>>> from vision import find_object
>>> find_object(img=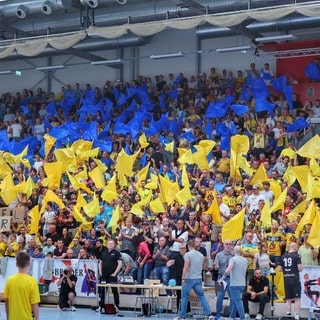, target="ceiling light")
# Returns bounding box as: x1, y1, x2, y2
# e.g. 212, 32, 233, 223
255, 34, 296, 43
91, 59, 123, 65
36, 65, 65, 71
150, 52, 183, 59
216, 45, 251, 53
0, 70, 12, 75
